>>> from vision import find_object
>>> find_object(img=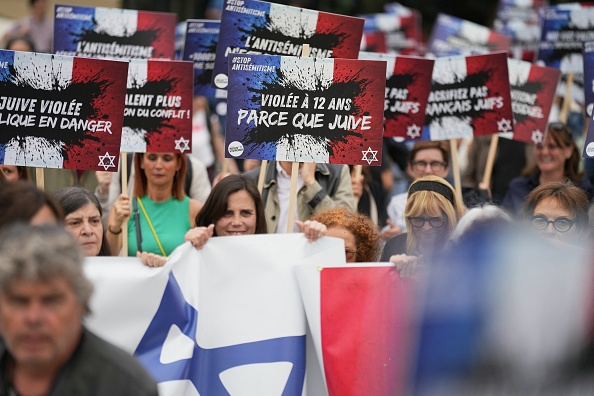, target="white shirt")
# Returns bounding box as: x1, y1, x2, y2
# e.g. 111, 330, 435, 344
386, 192, 408, 231
275, 162, 303, 234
